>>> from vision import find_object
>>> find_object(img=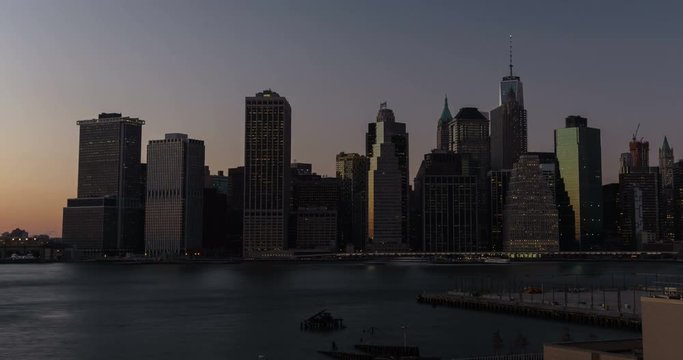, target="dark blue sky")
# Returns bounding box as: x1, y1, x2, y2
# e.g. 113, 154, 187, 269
1, 0, 682, 235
